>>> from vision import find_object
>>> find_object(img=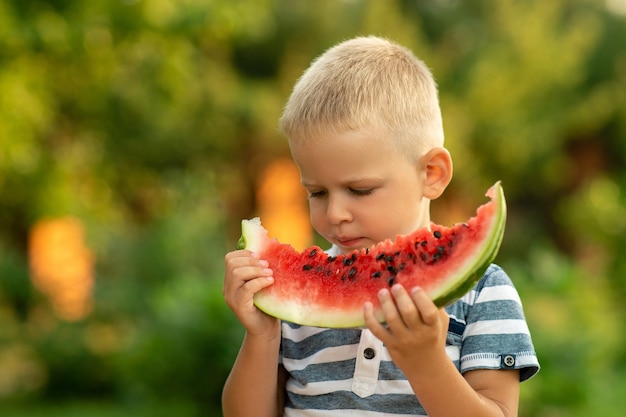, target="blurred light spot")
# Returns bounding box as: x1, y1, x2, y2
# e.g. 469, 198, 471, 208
0, 344, 47, 398
588, 176, 619, 210
84, 323, 131, 355
587, 176, 625, 235
29, 217, 94, 321
84, 26, 113, 52
256, 159, 311, 251
607, 0, 626, 15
